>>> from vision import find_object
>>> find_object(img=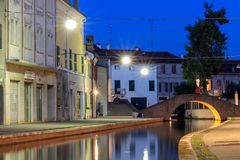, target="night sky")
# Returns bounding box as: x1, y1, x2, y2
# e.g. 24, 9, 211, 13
74, 0, 240, 58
